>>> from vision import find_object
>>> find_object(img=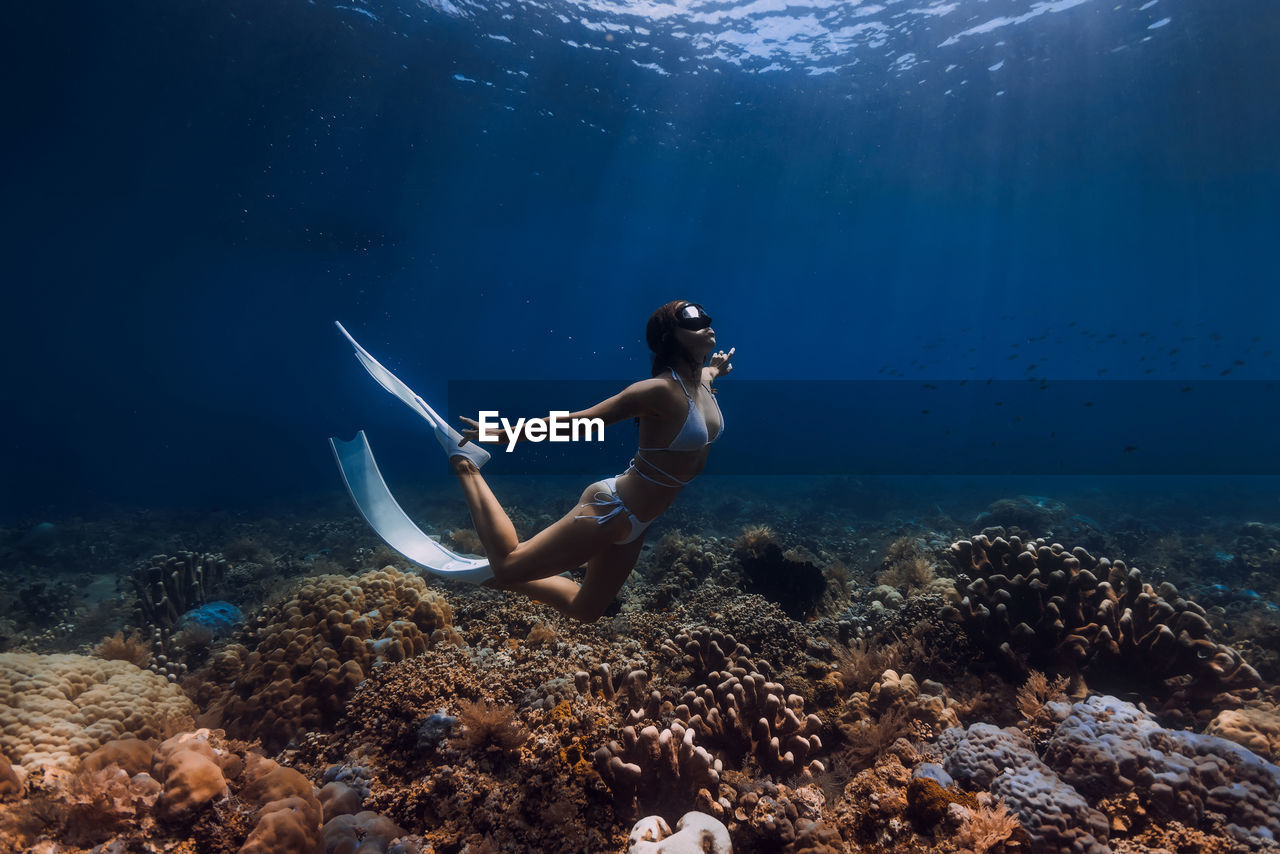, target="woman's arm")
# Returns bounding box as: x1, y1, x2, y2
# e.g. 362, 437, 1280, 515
461, 378, 668, 445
